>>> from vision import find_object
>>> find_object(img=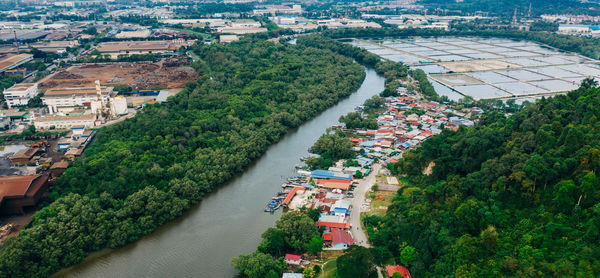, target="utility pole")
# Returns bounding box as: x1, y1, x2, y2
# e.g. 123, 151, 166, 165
528, 2, 532, 18
511, 8, 517, 27
13, 31, 18, 52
